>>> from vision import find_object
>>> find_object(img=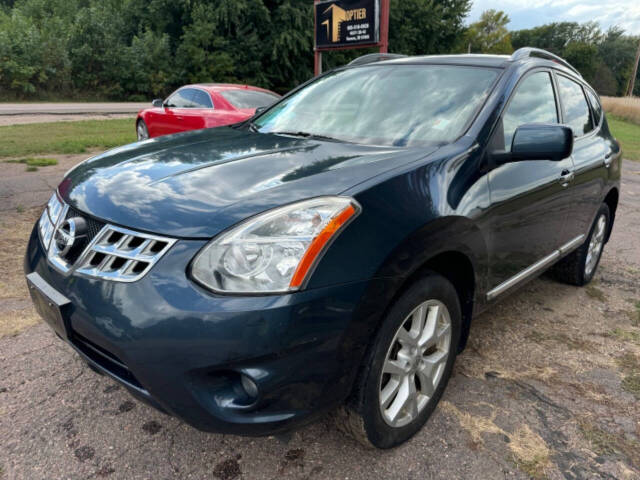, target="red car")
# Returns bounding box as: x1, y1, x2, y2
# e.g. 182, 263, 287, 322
136, 83, 280, 140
